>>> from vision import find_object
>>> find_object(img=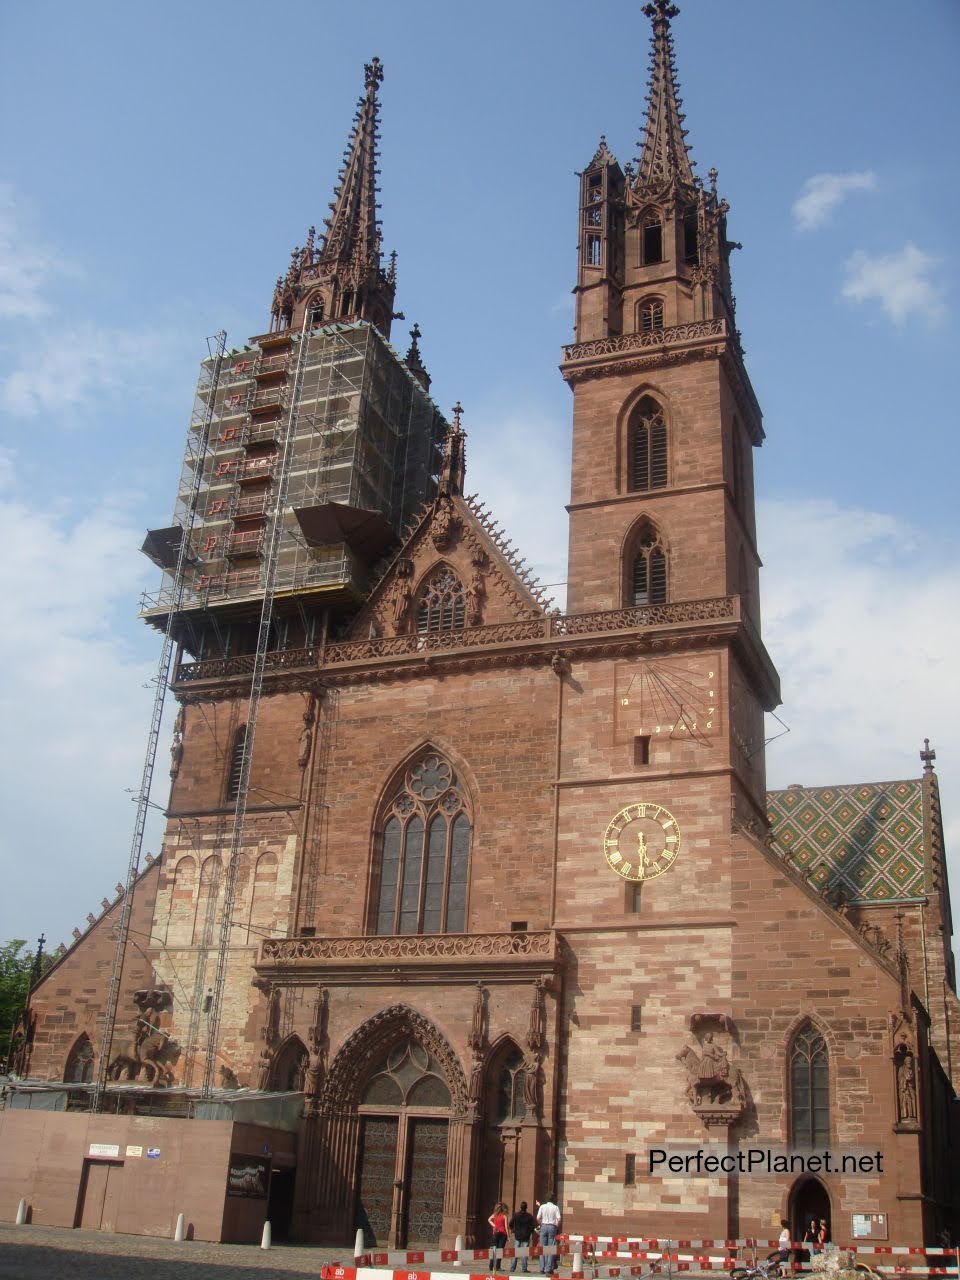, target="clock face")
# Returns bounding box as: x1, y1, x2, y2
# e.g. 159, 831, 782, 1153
603, 803, 681, 881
